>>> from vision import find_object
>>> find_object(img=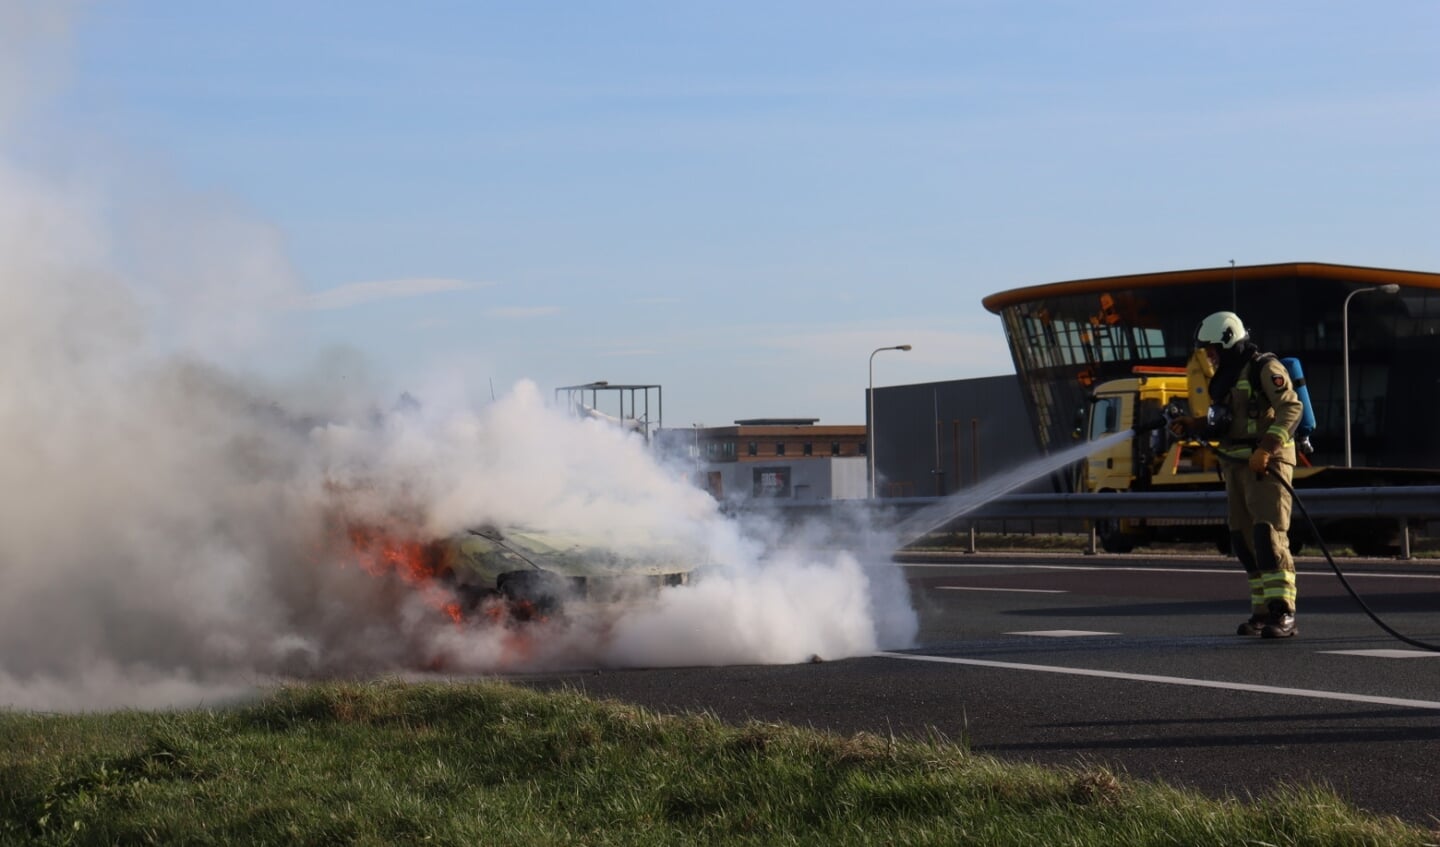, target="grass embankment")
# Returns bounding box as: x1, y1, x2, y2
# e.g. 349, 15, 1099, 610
2, 681, 1432, 846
